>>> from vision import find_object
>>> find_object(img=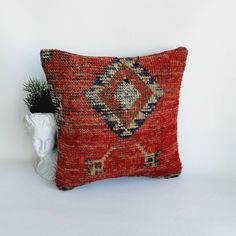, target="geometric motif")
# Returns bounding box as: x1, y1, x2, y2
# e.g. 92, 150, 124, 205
40, 49, 53, 62
85, 147, 116, 176
136, 144, 161, 168
114, 80, 140, 111
84, 58, 164, 138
